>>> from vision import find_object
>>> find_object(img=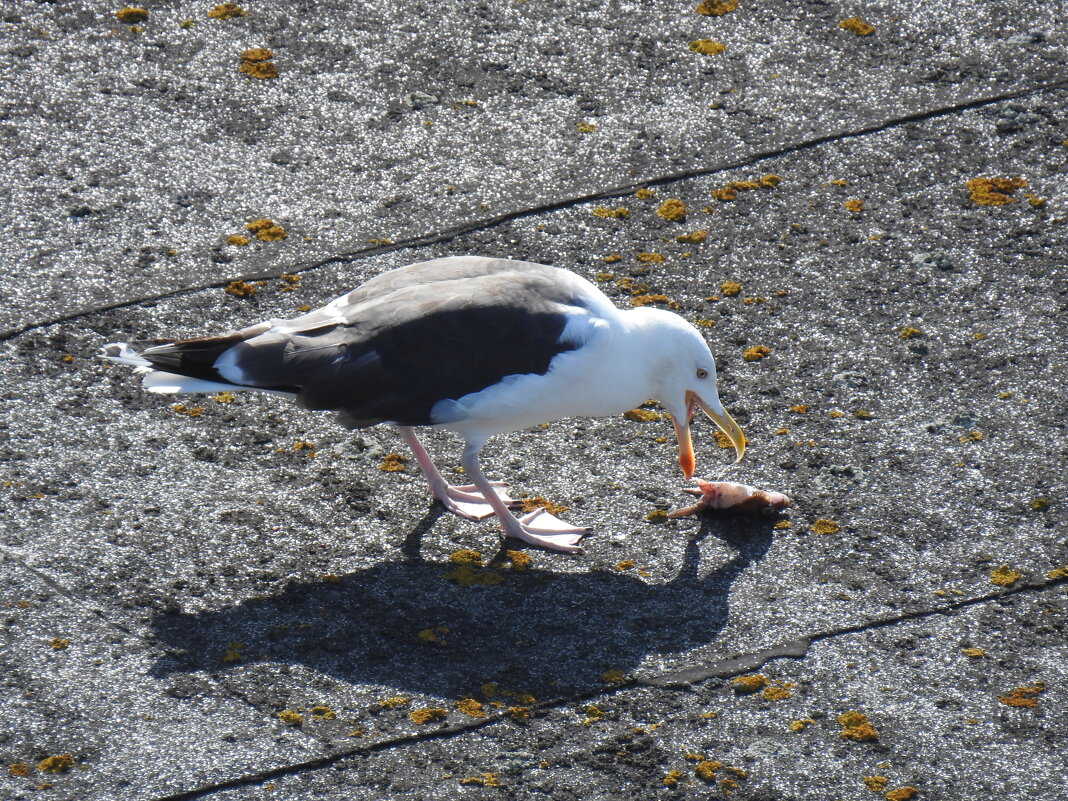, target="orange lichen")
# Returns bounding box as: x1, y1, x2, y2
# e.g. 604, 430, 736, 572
899, 326, 921, 339
645, 509, 669, 523
245, 218, 287, 240
695, 318, 715, 327
224, 280, 257, 297
504, 550, 531, 570
239, 47, 273, 62
730, 674, 768, 693
759, 174, 782, 187
623, 408, 661, 422
694, 760, 723, 780
663, 769, 684, 787
378, 696, 410, 709
239, 57, 278, 79
49, 638, 70, 650
839, 17, 875, 35
657, 199, 687, 220
631, 294, 678, 308
695, 0, 737, 16
507, 705, 531, 721
676, 229, 708, 244
774, 520, 792, 529
999, 682, 1045, 707
811, 518, 841, 534
990, 565, 1022, 586
310, 705, 335, 720
713, 430, 738, 449
837, 711, 879, 741
277, 710, 302, 726
884, 789, 917, 801
614, 560, 635, 571
37, 755, 74, 774
378, 453, 408, 472
1047, 566, 1068, 580
710, 186, 738, 201
518, 496, 568, 516
789, 404, 809, 414
171, 403, 202, 417
863, 776, 889, 791
634, 188, 655, 199
591, 206, 629, 219
742, 345, 771, 361
961, 647, 985, 658
719, 280, 742, 296
207, 3, 246, 19
576, 122, 596, 133
8, 763, 30, 777
966, 177, 1027, 205
213, 391, 235, 403
225, 234, 249, 246
409, 707, 448, 724
455, 698, 486, 718
601, 669, 625, 684
1030, 497, 1050, 511
636, 252, 665, 263
460, 773, 501, 787
689, 39, 726, 55
844, 199, 864, 212
114, 7, 148, 23
762, 683, 794, 701
788, 718, 814, 732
